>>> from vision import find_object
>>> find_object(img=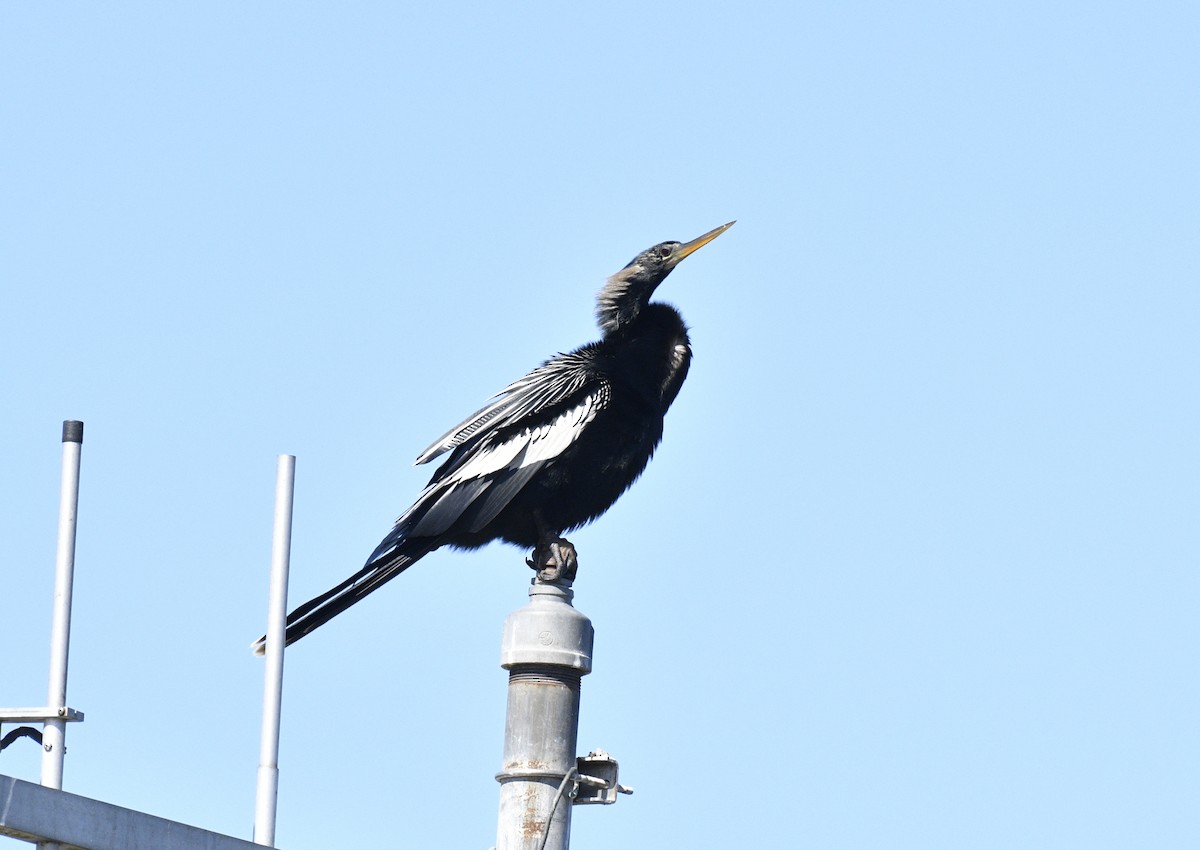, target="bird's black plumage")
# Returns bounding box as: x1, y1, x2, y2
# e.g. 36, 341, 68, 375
257, 221, 733, 651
